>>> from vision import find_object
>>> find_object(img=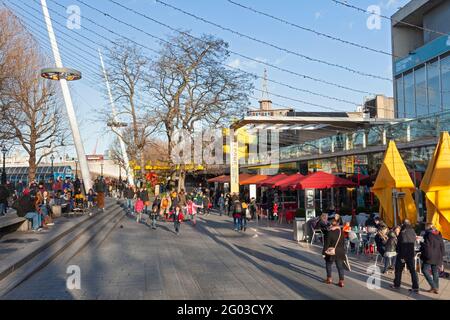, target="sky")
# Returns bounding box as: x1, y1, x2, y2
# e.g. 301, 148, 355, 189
4, 0, 411, 159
